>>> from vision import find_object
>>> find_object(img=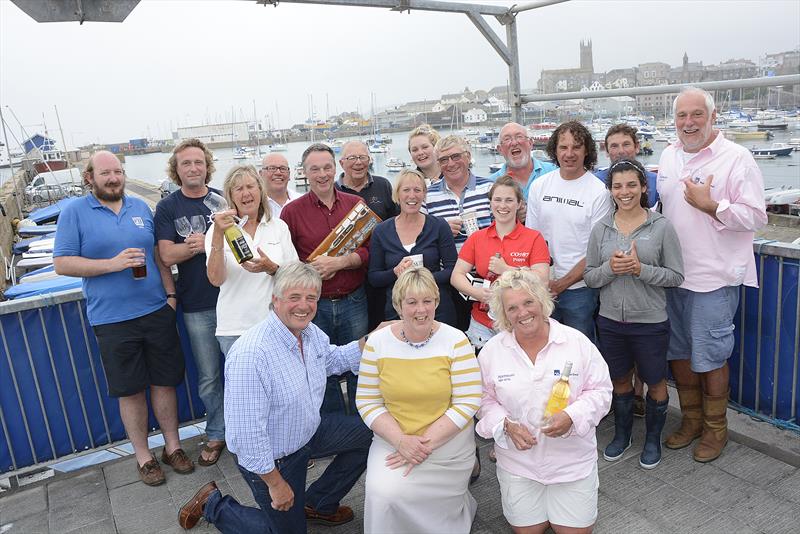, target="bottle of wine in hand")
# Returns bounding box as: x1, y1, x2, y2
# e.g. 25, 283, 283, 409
224, 224, 254, 264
